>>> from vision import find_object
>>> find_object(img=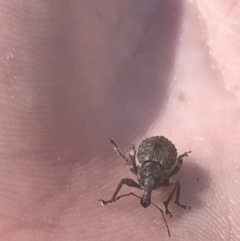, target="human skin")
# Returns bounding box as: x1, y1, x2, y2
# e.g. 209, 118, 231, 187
0, 1, 240, 241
